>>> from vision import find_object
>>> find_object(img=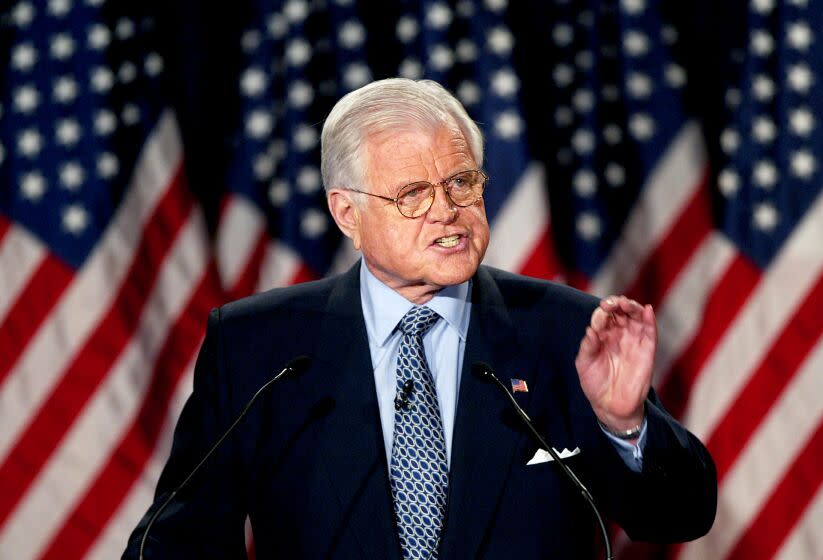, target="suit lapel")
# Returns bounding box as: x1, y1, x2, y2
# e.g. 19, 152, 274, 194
305, 263, 402, 560
439, 267, 537, 559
